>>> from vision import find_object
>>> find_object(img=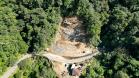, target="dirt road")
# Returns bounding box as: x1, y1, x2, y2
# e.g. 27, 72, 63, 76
41, 52, 99, 63
1, 52, 99, 78
1, 54, 32, 78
